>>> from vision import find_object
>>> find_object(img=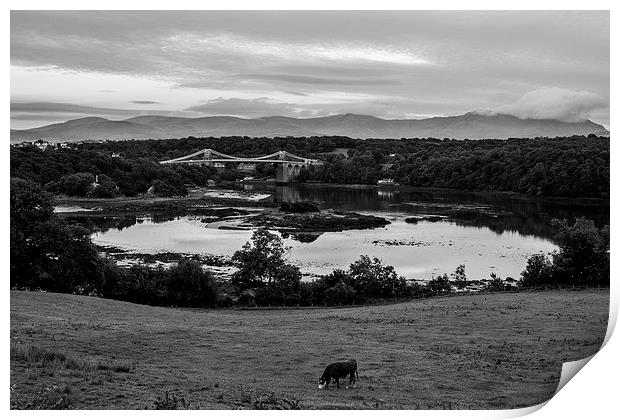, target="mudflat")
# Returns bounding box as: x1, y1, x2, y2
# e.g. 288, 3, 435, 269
10, 289, 608, 409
